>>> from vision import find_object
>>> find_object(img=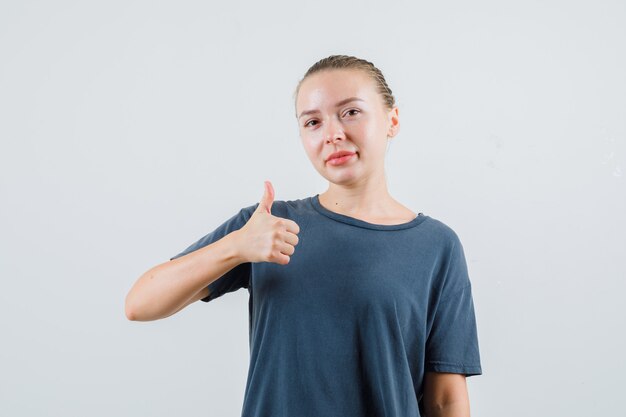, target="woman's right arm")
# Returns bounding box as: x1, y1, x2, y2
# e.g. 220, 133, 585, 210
125, 181, 300, 322
124, 230, 246, 322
